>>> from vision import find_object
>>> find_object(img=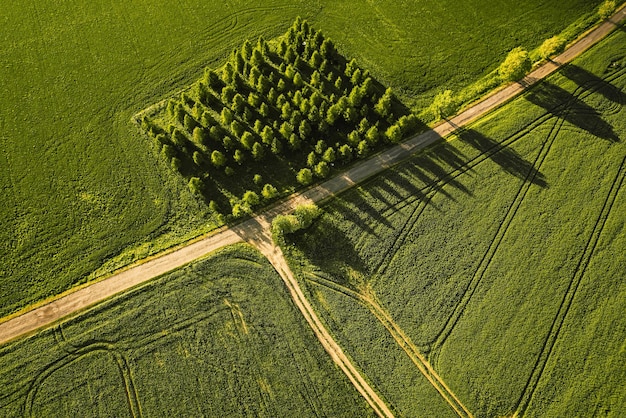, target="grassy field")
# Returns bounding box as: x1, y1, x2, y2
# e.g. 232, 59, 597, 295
0, 0, 605, 317
0, 244, 373, 417
286, 28, 626, 416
